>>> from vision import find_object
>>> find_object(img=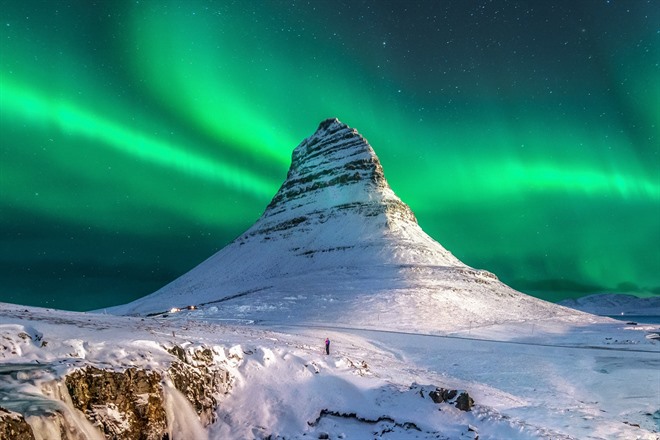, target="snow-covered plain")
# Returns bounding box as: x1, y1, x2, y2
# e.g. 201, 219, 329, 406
1, 302, 658, 439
